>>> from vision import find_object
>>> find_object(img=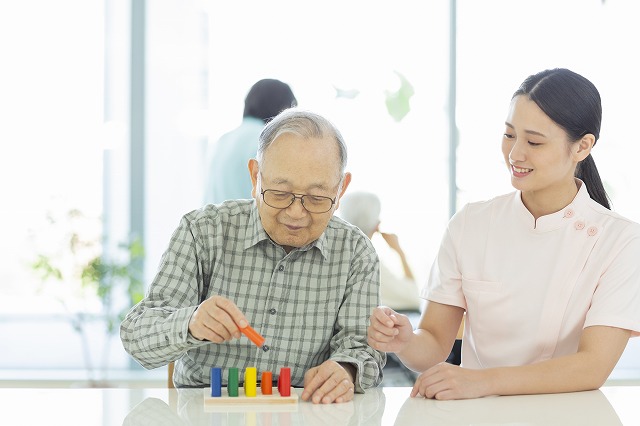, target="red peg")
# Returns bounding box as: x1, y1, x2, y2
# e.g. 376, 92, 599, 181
278, 367, 291, 397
